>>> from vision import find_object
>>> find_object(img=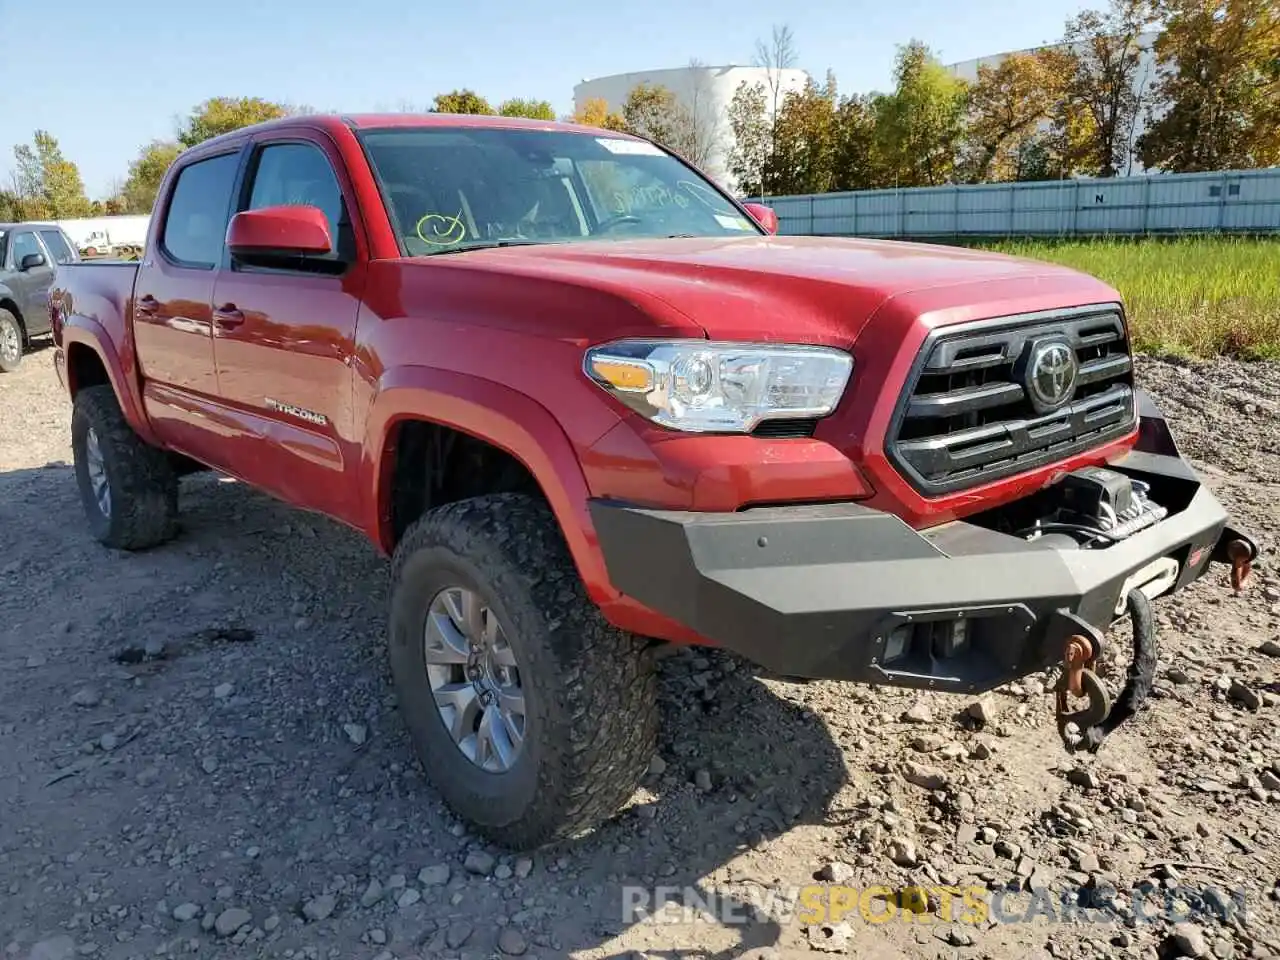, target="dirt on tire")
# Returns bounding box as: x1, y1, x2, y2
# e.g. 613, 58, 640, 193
2, 346, 1279, 960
